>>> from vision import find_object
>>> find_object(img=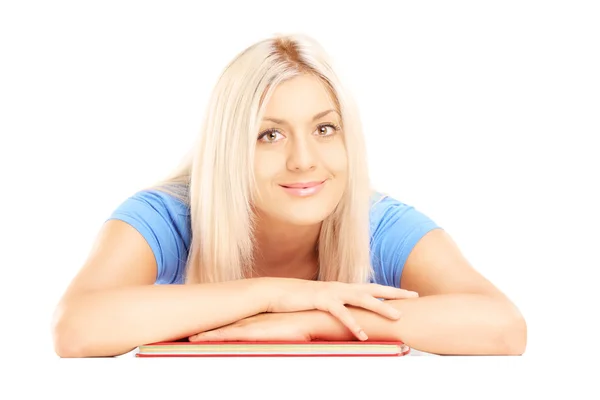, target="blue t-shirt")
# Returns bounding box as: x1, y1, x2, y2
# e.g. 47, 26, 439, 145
107, 190, 441, 288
